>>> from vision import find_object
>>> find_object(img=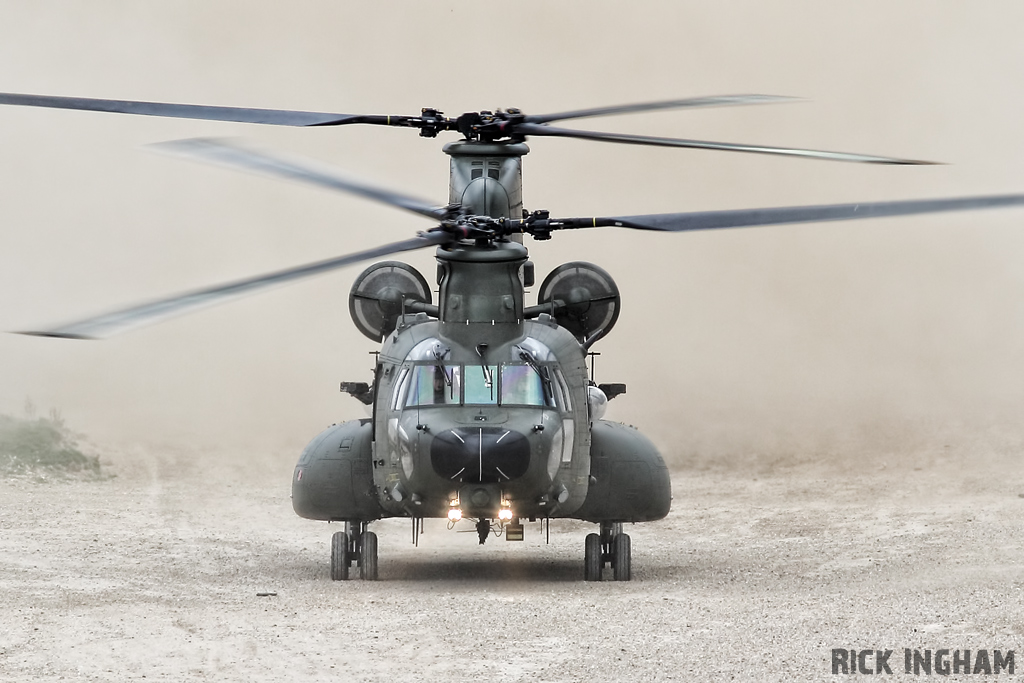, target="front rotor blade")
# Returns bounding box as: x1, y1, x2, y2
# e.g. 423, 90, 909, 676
152, 138, 449, 221
515, 122, 934, 165
563, 194, 1024, 233
0, 92, 384, 127
523, 94, 795, 125
17, 231, 451, 339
